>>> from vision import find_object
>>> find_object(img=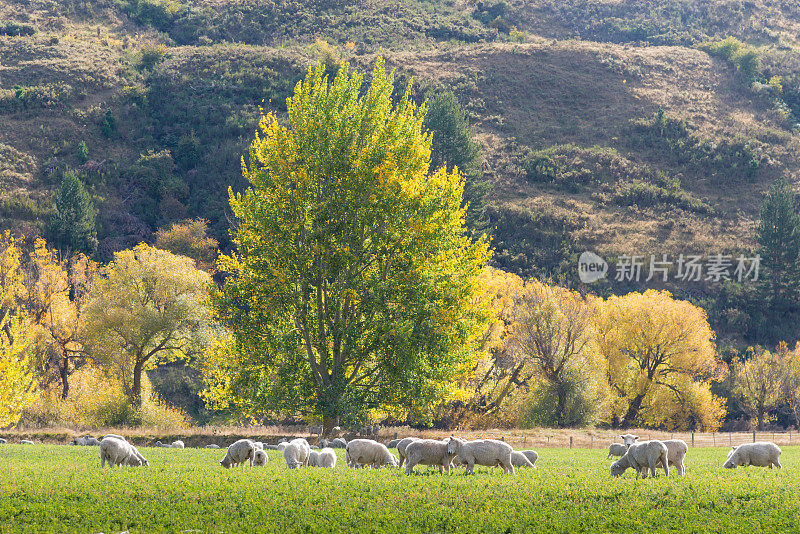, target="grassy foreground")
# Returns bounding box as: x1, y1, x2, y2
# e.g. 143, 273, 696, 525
0, 445, 798, 533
